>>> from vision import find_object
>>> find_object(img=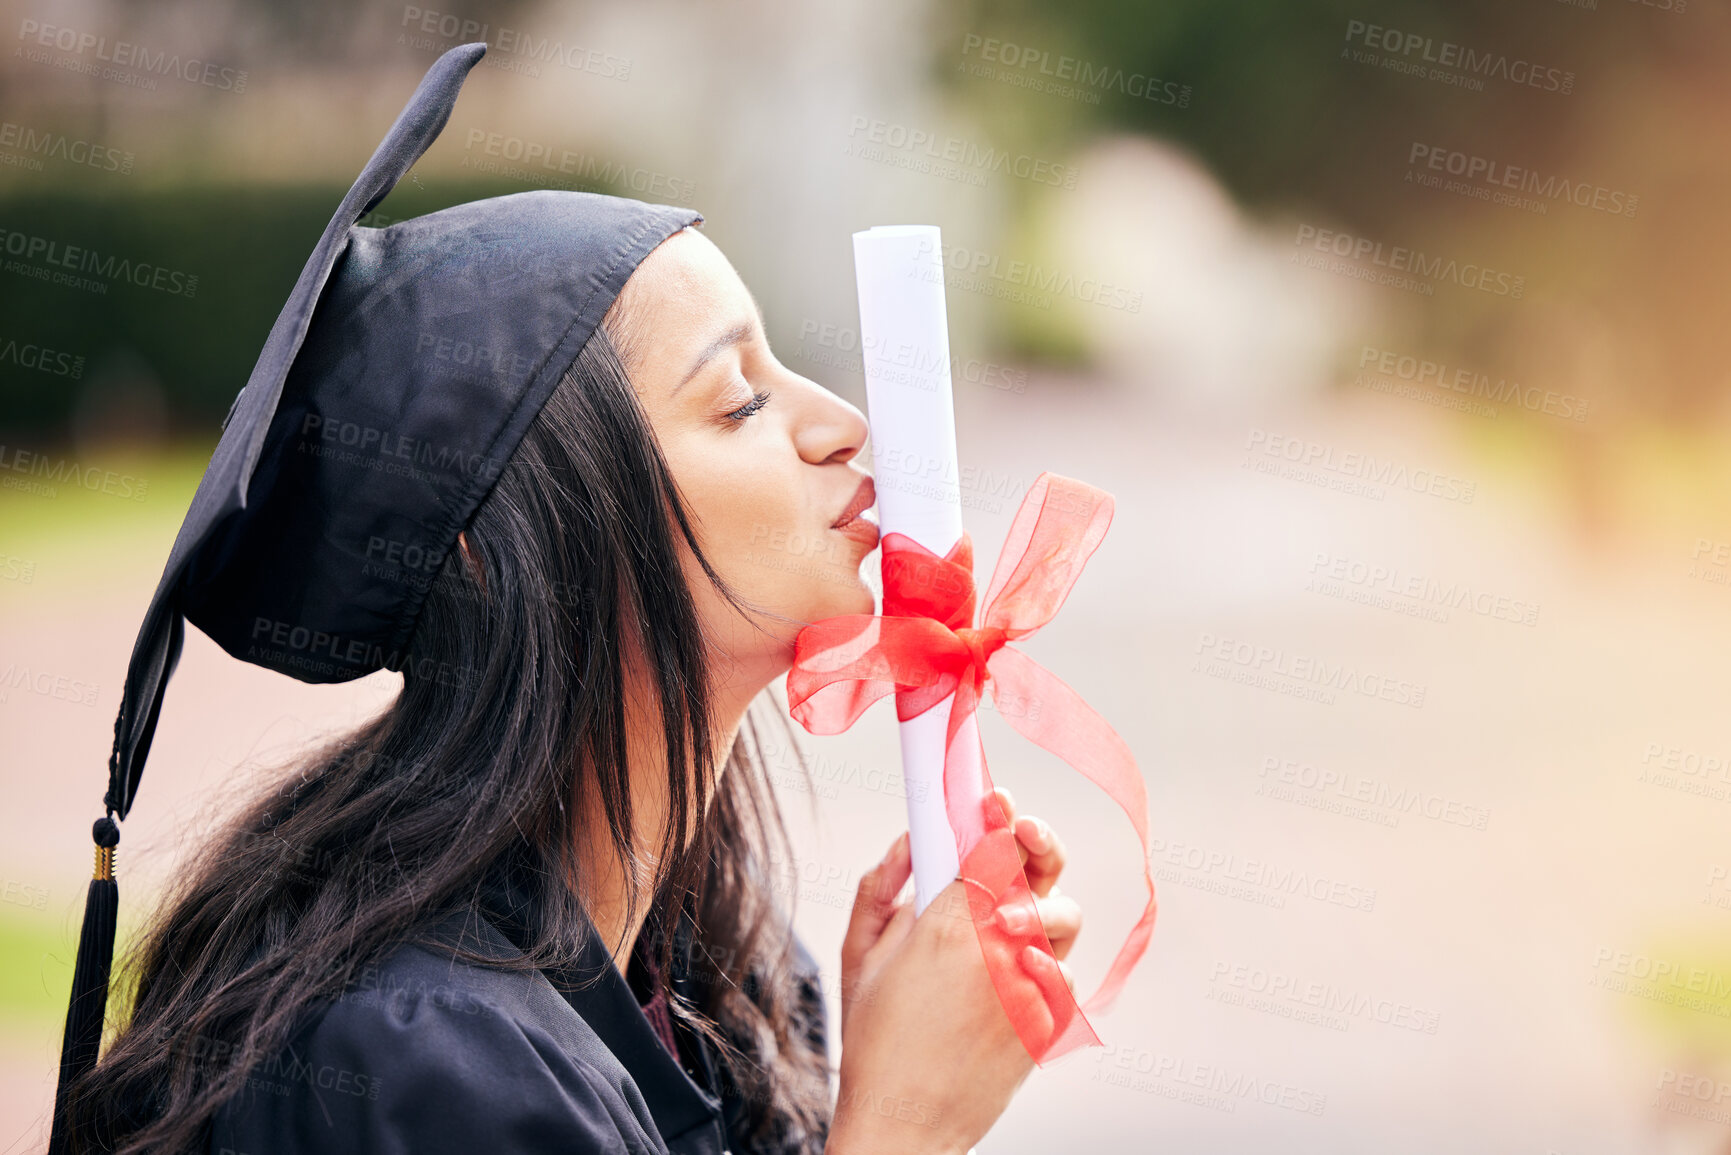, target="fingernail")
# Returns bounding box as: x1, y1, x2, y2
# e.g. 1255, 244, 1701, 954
994, 903, 1037, 936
